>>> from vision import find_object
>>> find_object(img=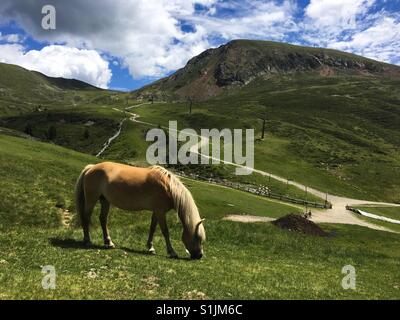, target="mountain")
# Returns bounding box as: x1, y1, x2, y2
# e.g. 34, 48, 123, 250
0, 62, 100, 115
133, 40, 400, 101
